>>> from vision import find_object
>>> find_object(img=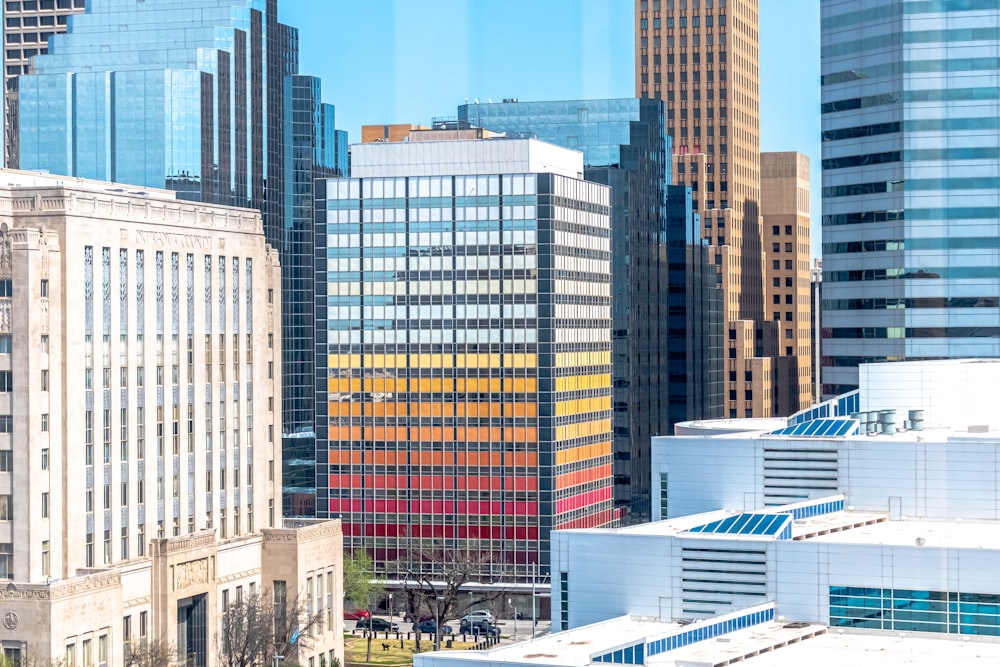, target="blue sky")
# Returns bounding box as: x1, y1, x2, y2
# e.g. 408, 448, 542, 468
280, 0, 821, 254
